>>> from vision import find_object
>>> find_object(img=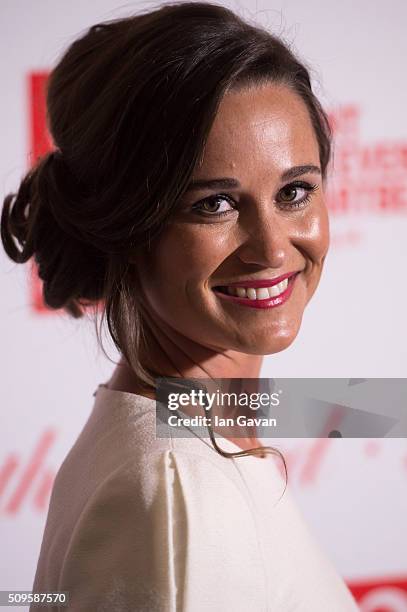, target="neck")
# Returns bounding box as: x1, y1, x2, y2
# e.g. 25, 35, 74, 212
106, 313, 265, 454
